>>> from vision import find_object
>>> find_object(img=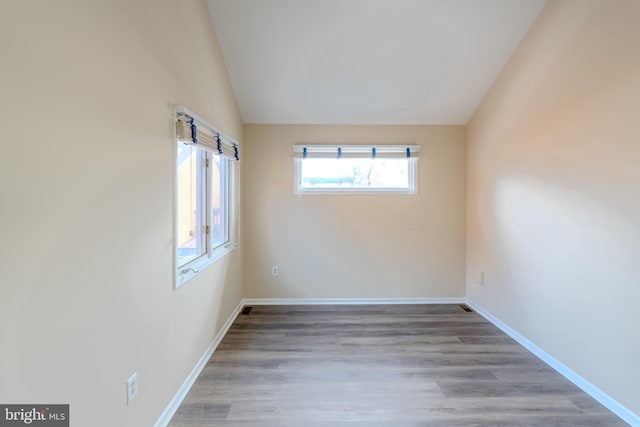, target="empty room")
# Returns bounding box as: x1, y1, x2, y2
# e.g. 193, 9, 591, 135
1, 0, 638, 426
